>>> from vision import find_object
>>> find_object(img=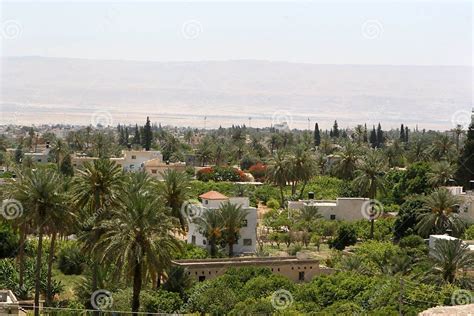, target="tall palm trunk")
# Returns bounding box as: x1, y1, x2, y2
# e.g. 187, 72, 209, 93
132, 260, 142, 312
46, 231, 57, 305
210, 237, 217, 257
279, 186, 285, 207
34, 224, 44, 316
298, 180, 308, 199
228, 239, 234, 257
18, 223, 26, 288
